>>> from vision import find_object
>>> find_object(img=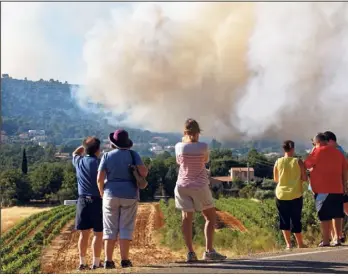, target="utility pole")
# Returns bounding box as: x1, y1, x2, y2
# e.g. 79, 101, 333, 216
247, 162, 250, 185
